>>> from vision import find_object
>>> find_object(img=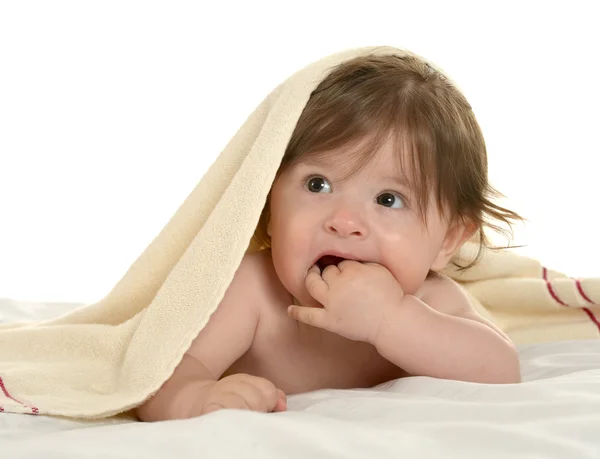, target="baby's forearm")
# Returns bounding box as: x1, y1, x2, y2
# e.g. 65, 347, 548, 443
136, 354, 215, 421
375, 295, 521, 384
137, 377, 213, 421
